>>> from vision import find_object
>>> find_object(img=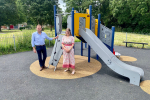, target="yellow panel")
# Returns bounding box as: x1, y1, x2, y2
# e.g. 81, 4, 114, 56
74, 13, 90, 36
95, 19, 98, 36
86, 9, 89, 14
